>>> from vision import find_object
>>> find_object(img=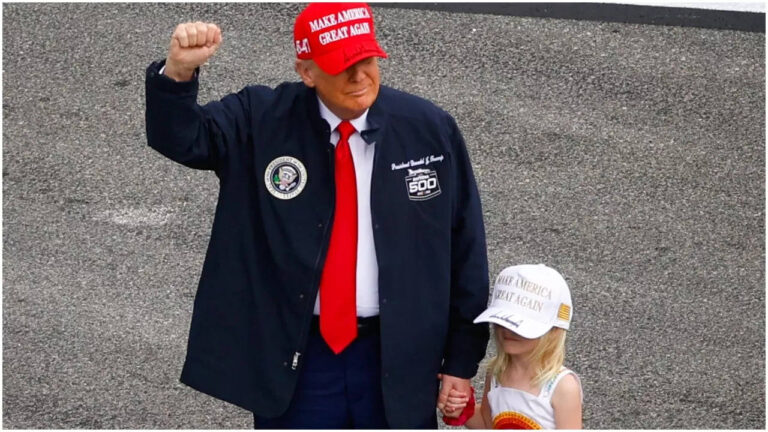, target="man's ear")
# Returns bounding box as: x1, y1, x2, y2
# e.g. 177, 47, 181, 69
295, 59, 315, 88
